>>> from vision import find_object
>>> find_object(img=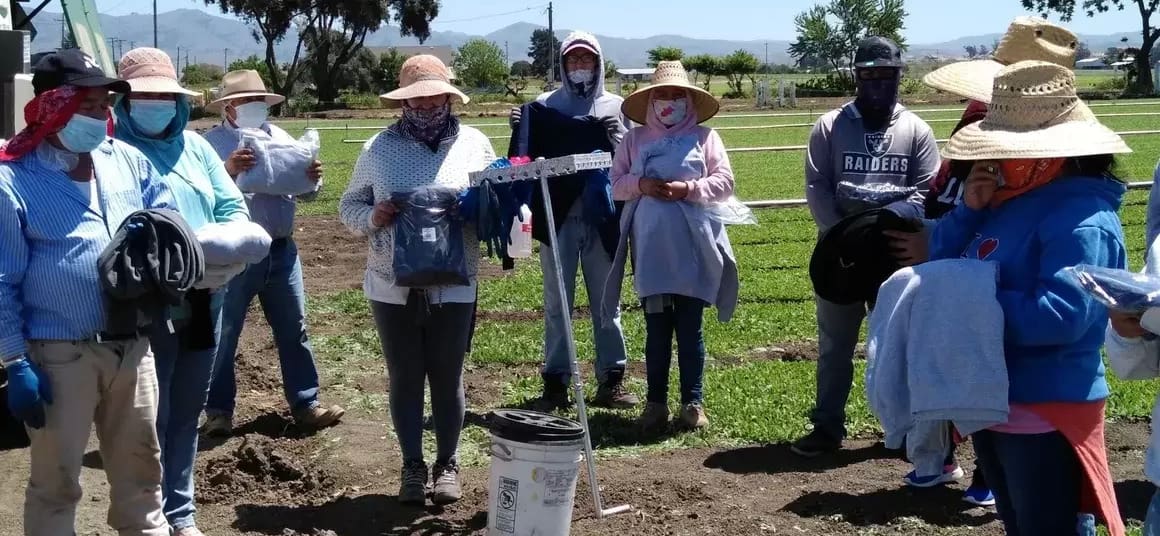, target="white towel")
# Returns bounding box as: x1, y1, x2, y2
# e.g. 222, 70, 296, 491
195, 220, 272, 266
